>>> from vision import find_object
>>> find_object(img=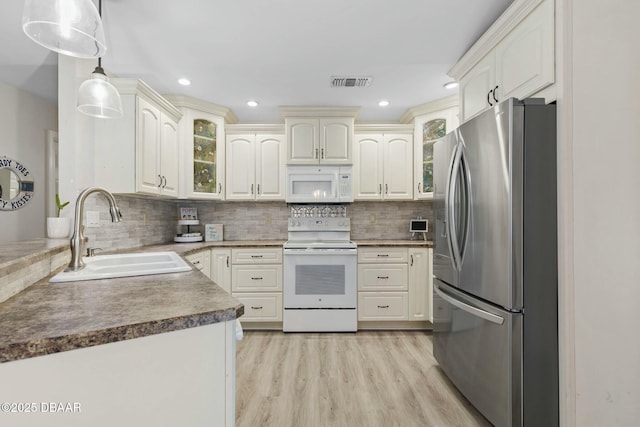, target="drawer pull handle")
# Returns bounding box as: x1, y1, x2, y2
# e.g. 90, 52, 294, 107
192, 261, 200, 265
377, 254, 389, 257
251, 277, 263, 280
377, 276, 389, 279
377, 305, 390, 309
251, 255, 263, 258
251, 306, 263, 310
